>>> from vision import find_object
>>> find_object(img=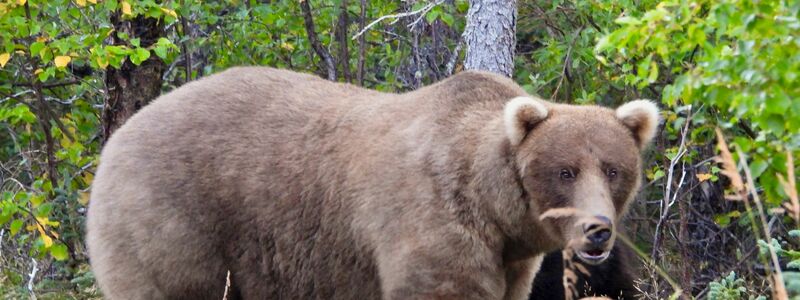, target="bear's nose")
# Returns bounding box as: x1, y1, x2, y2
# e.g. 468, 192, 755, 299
583, 215, 612, 246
